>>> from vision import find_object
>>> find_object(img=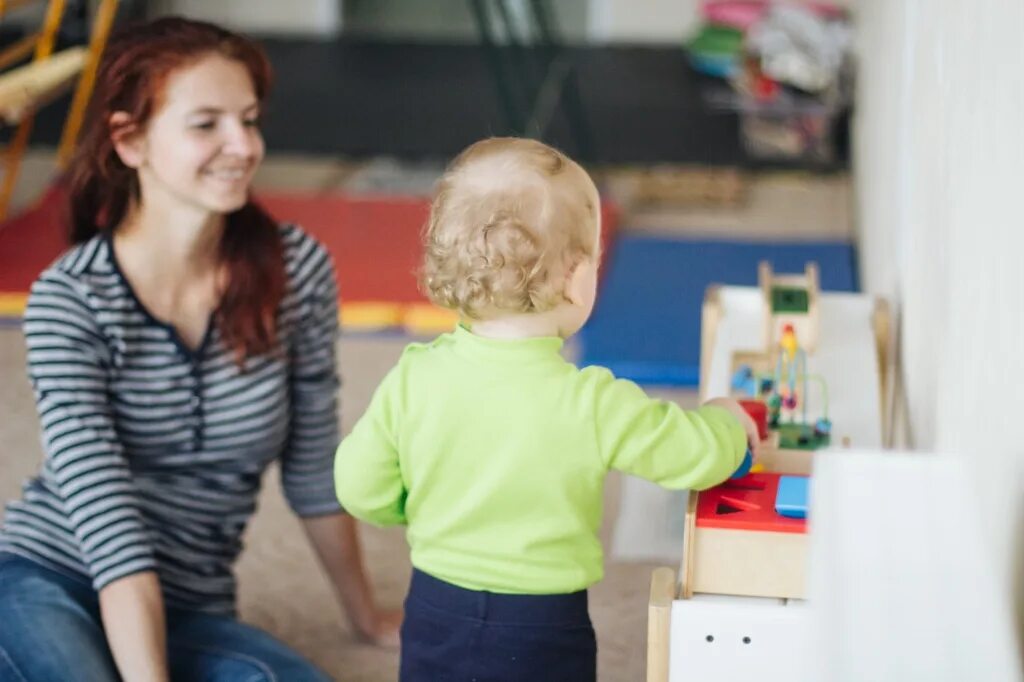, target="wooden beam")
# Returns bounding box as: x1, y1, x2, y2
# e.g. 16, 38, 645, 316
0, 32, 42, 72
0, 47, 87, 124
0, 0, 69, 219
698, 285, 722, 403
58, 0, 120, 166
680, 491, 698, 599
646, 567, 675, 682
0, 0, 46, 18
